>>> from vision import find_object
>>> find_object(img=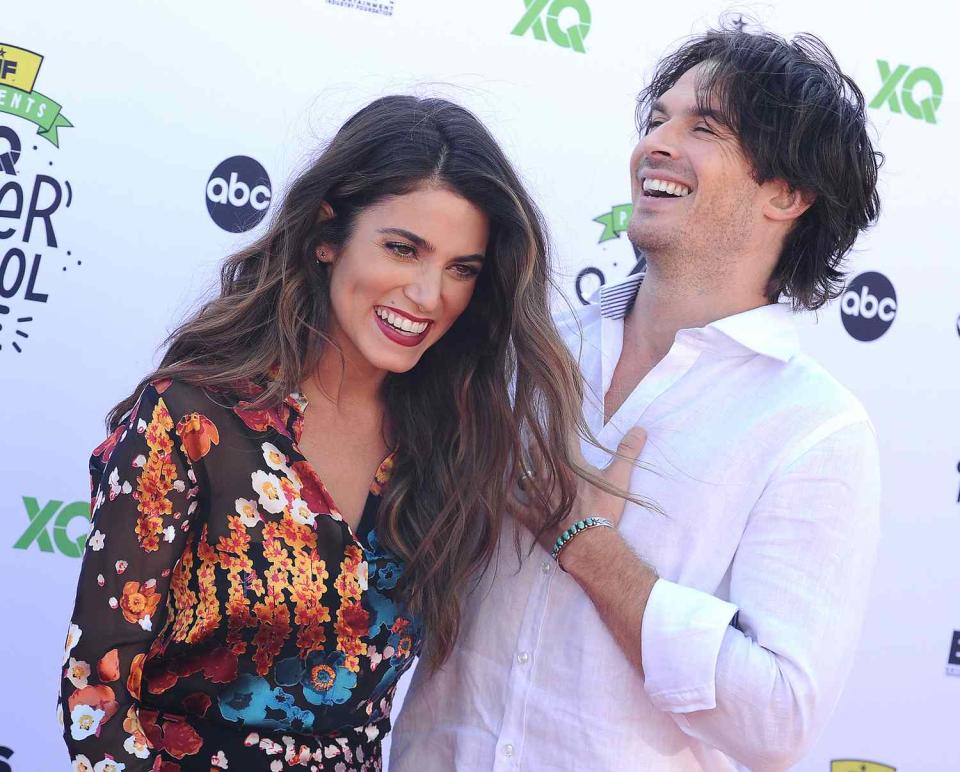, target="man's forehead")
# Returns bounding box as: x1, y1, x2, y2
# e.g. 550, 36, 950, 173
653, 63, 722, 115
